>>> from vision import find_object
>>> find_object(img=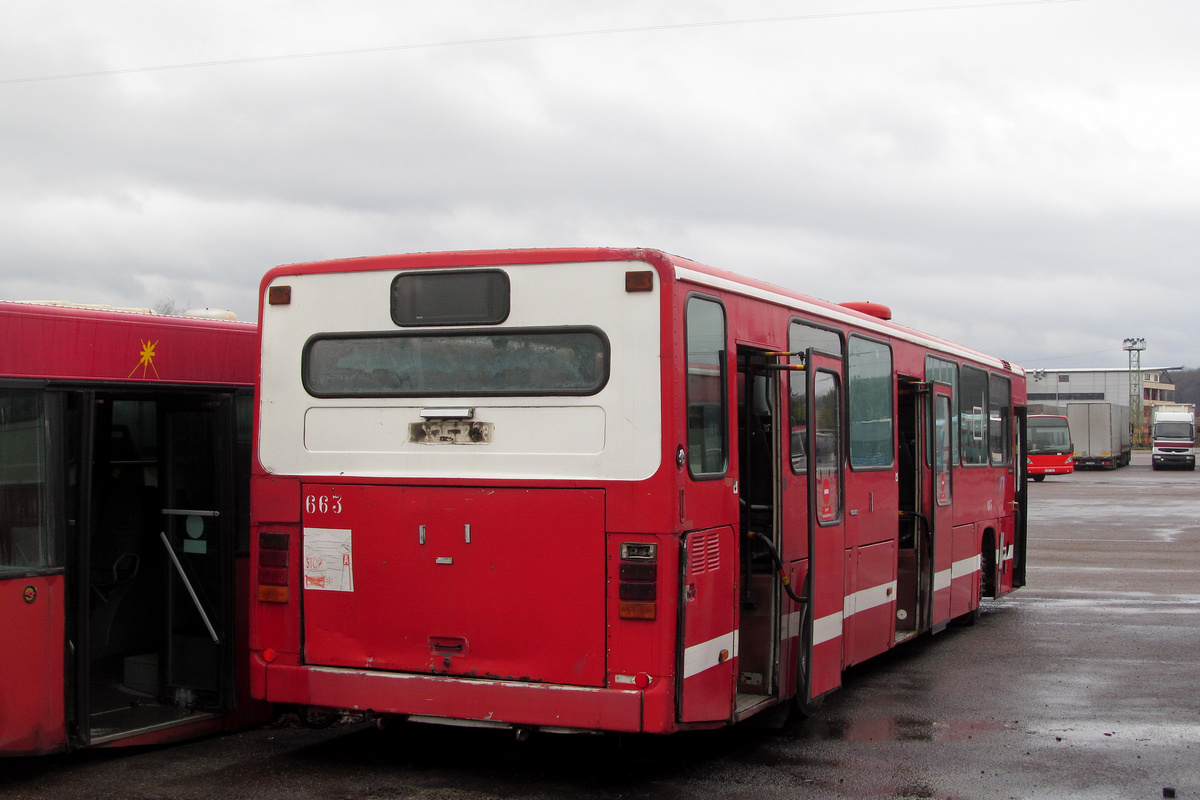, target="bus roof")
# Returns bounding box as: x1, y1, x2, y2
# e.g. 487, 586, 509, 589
261, 247, 1025, 380
0, 300, 258, 386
